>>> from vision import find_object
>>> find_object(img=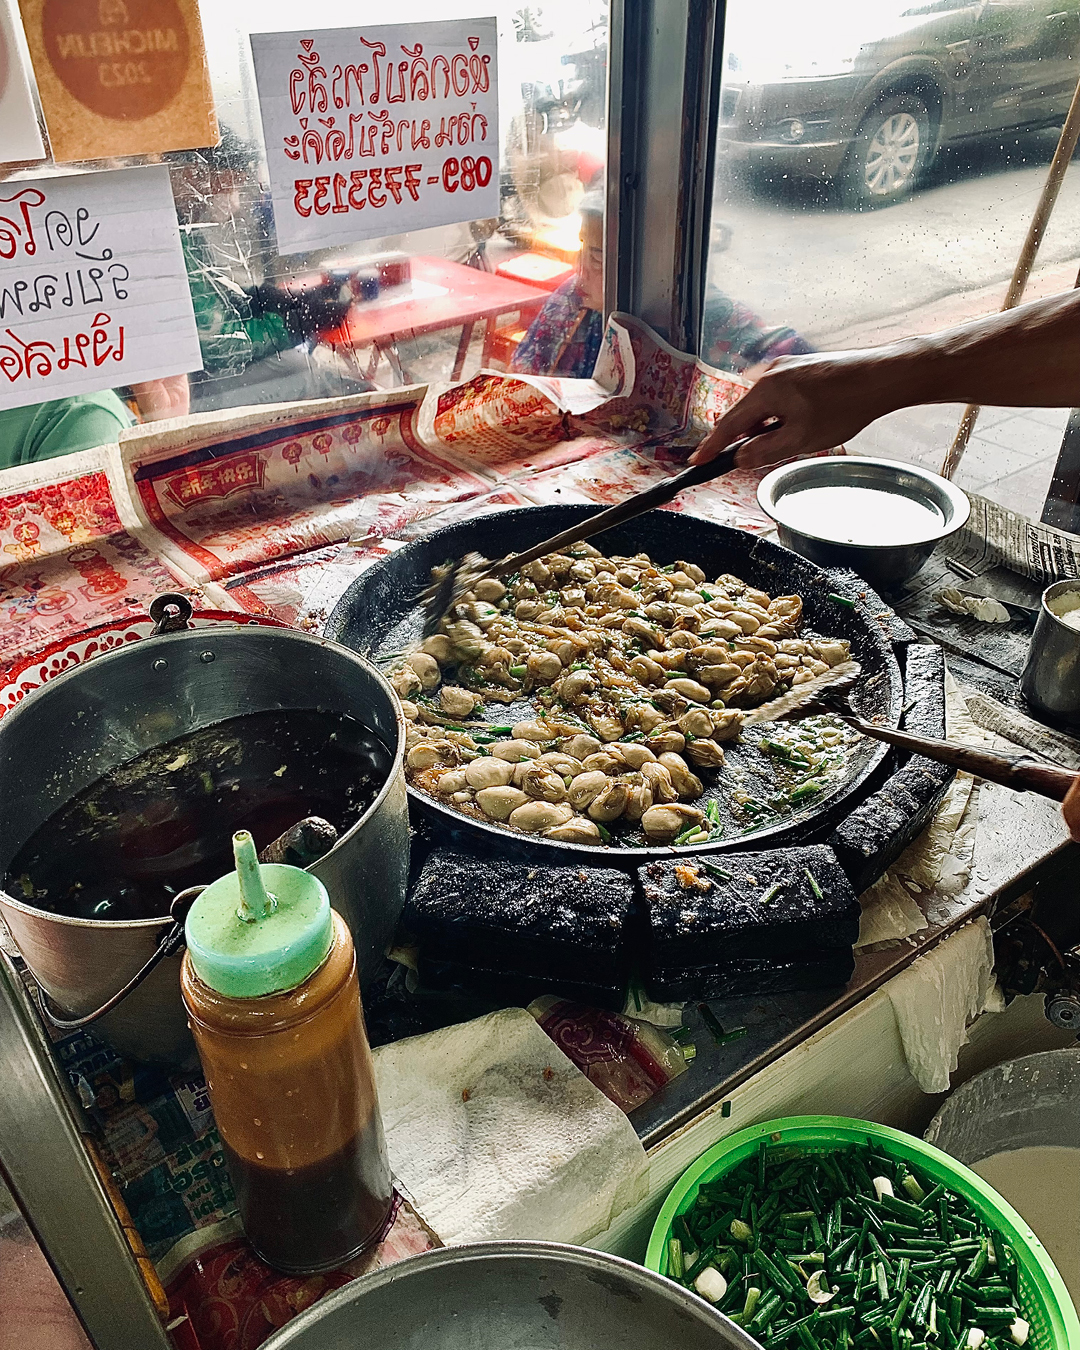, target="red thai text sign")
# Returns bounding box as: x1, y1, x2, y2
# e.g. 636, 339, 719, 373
0, 164, 201, 412
250, 19, 499, 253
